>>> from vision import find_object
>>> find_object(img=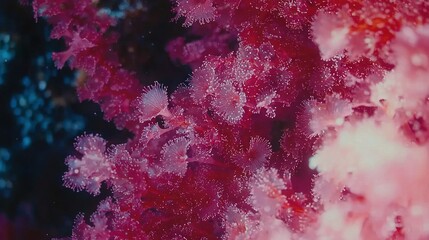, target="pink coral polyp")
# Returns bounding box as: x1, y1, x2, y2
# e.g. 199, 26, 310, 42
138, 82, 170, 123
